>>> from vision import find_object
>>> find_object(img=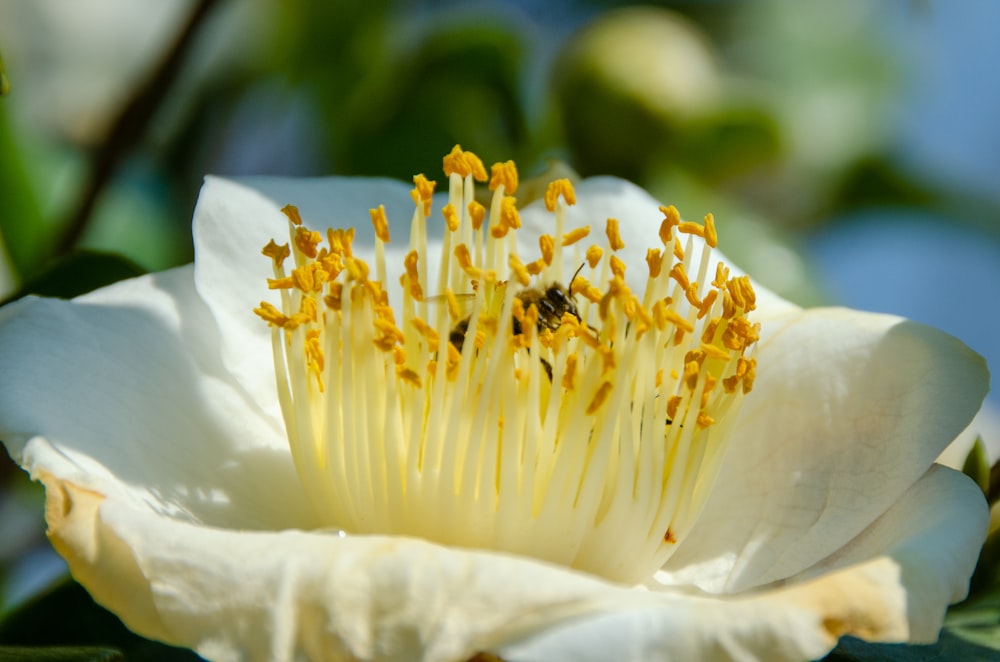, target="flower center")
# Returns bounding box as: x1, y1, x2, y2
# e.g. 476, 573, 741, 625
254, 146, 758, 584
